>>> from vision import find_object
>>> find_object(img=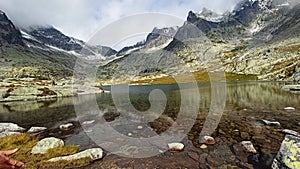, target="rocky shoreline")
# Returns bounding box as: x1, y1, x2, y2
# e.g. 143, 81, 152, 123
0, 104, 299, 168
0, 78, 108, 103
